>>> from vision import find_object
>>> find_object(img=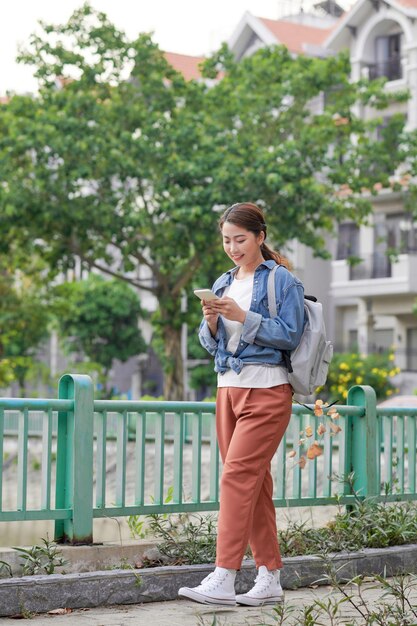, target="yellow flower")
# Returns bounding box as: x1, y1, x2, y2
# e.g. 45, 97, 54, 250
356, 376, 363, 384
339, 362, 349, 370
389, 354, 395, 361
